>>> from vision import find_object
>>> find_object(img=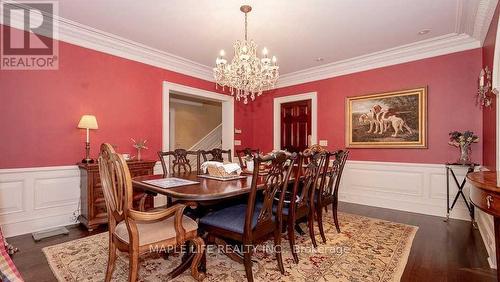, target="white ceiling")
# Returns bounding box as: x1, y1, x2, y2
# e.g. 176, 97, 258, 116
53, 0, 485, 75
